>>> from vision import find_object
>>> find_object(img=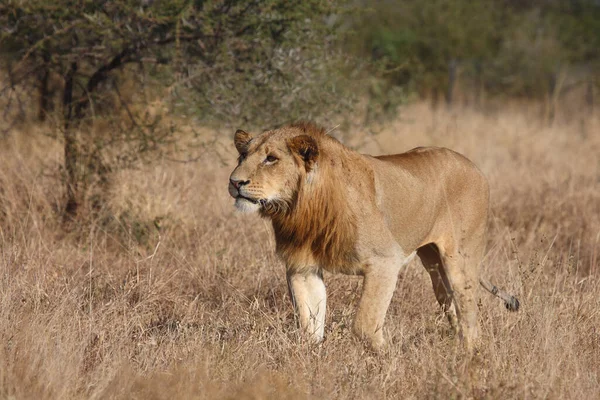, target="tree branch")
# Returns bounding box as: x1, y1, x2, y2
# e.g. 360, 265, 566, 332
73, 45, 141, 120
